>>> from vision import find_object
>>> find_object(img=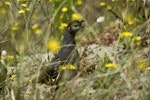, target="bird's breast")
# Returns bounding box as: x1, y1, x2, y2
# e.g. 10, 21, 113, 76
57, 46, 75, 61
